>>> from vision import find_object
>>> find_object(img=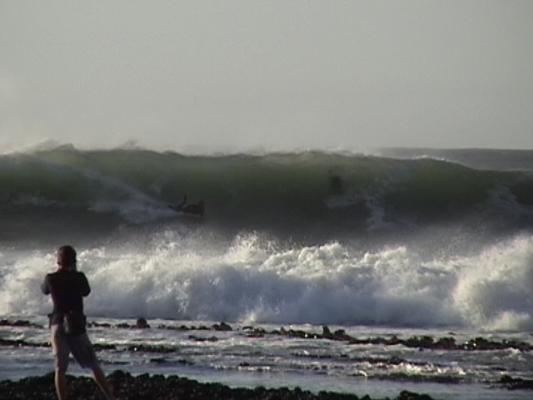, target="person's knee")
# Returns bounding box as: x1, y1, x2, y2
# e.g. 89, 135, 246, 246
55, 365, 67, 375
90, 363, 103, 376
54, 357, 68, 375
